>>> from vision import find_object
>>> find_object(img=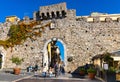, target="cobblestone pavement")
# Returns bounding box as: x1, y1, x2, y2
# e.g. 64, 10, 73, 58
17, 79, 101, 82
14, 74, 103, 82
0, 71, 103, 82
0, 72, 33, 82
15, 78, 102, 82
